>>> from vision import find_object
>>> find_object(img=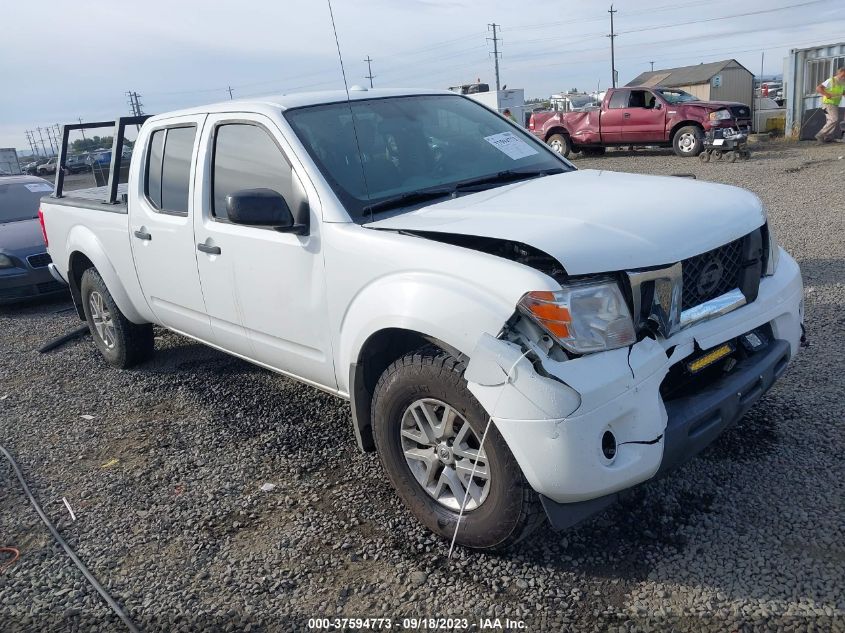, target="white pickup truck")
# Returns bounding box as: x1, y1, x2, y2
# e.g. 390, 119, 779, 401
40, 88, 803, 550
